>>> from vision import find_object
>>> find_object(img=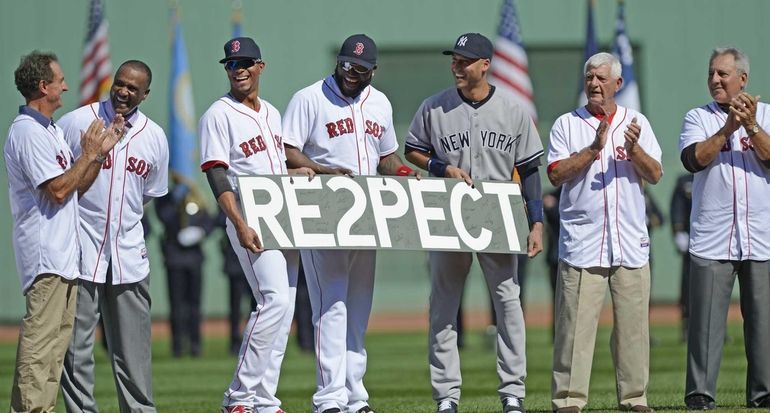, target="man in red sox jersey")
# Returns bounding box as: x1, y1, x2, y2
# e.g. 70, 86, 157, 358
283, 34, 418, 413
679, 47, 770, 410
58, 60, 169, 413
5, 51, 122, 413
199, 37, 314, 413
547, 53, 662, 413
